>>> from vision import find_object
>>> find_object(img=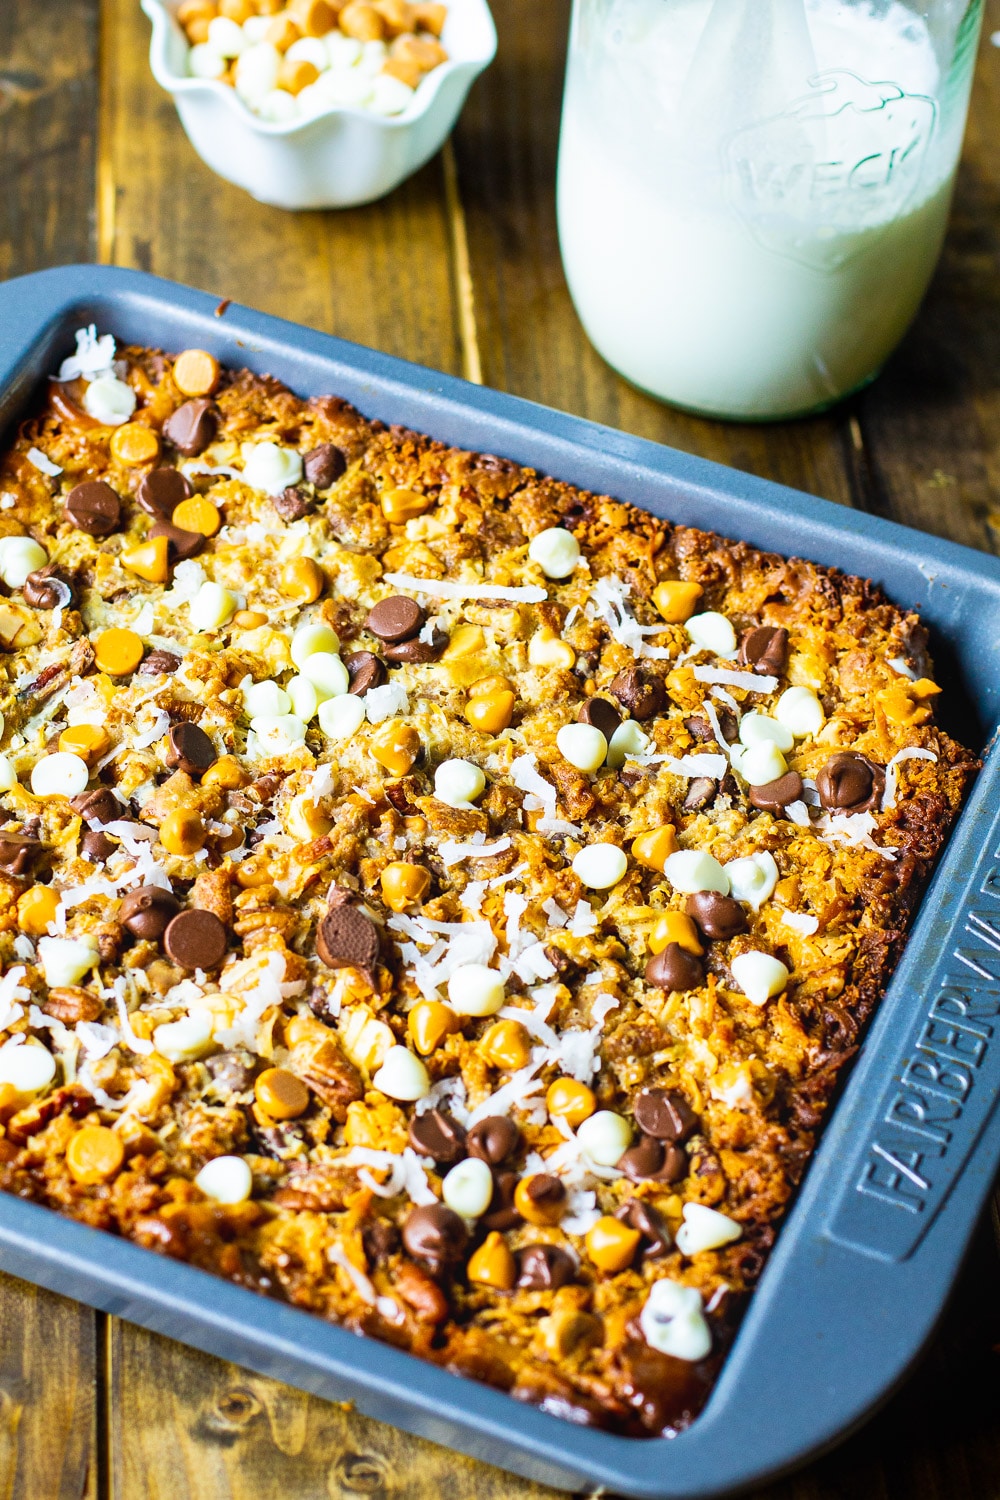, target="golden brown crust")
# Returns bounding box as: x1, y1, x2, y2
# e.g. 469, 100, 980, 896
0, 335, 978, 1437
